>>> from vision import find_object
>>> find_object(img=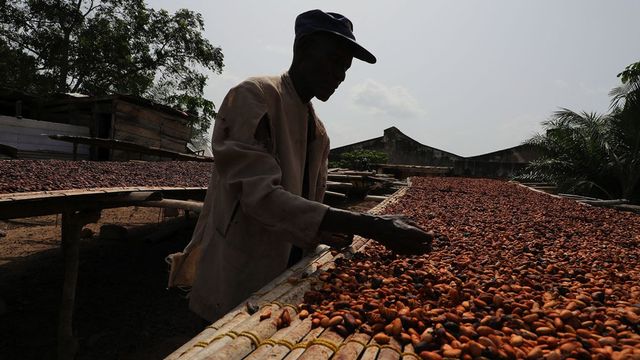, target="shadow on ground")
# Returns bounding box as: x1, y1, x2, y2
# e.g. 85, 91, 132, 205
0, 227, 203, 360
